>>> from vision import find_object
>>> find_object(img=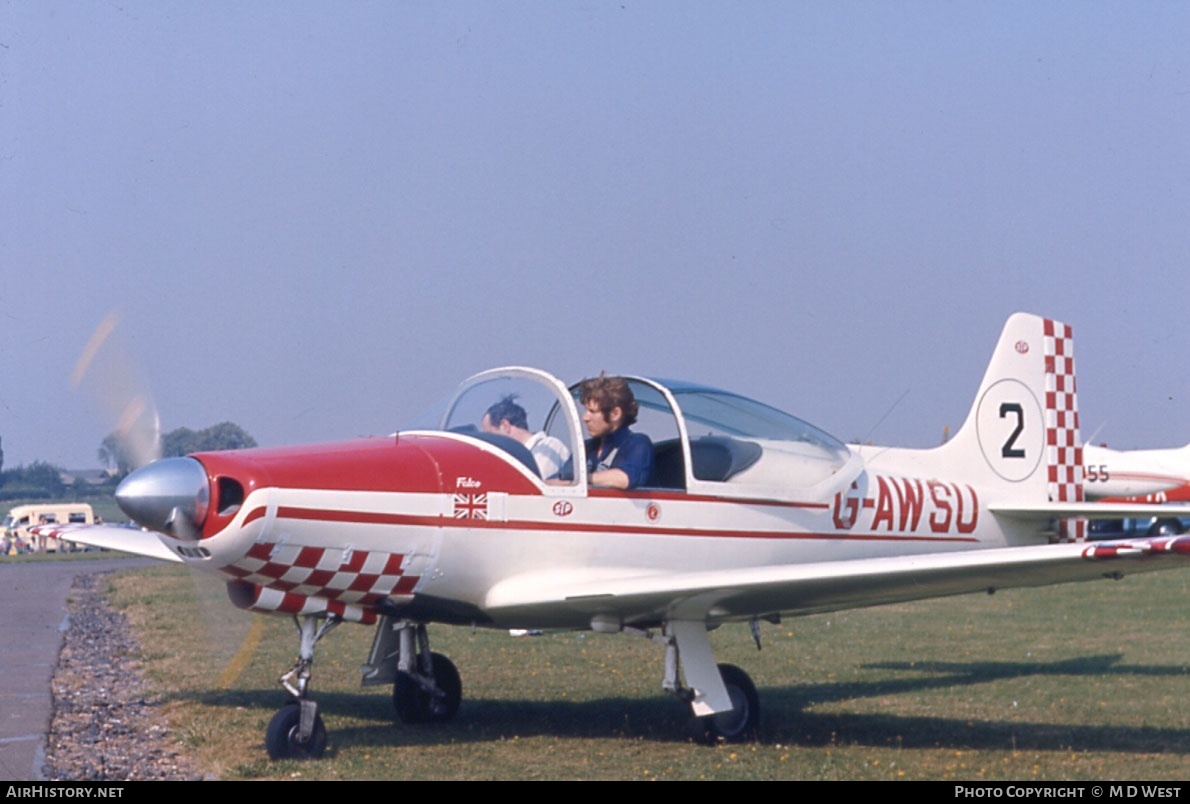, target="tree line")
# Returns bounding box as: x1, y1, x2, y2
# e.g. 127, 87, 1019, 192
98, 421, 257, 476
0, 423, 256, 501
